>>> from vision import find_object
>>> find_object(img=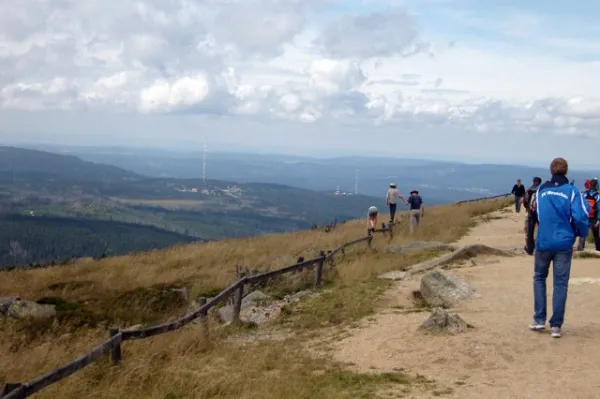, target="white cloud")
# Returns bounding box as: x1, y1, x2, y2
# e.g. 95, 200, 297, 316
1, 0, 600, 161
